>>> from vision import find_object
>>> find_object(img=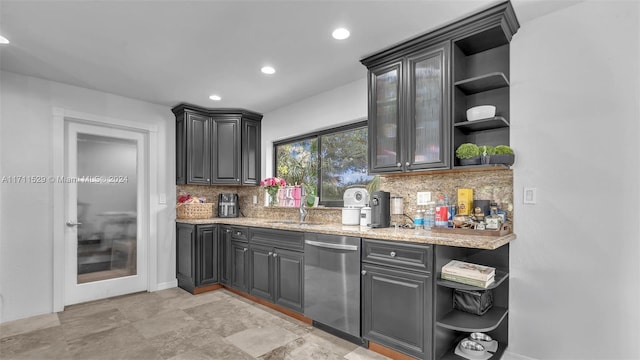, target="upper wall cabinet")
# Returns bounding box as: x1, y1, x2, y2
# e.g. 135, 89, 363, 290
173, 104, 262, 185
361, 1, 519, 174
